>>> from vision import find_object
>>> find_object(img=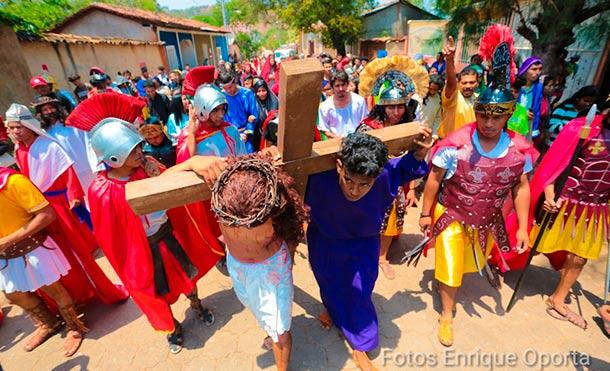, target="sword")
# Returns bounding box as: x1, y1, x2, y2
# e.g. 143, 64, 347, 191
506, 104, 597, 312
